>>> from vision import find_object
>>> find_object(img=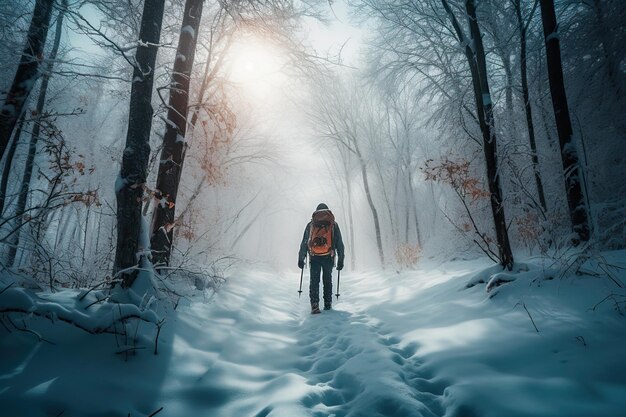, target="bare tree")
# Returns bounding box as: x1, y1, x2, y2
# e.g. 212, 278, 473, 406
309, 74, 385, 266
440, 0, 514, 268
